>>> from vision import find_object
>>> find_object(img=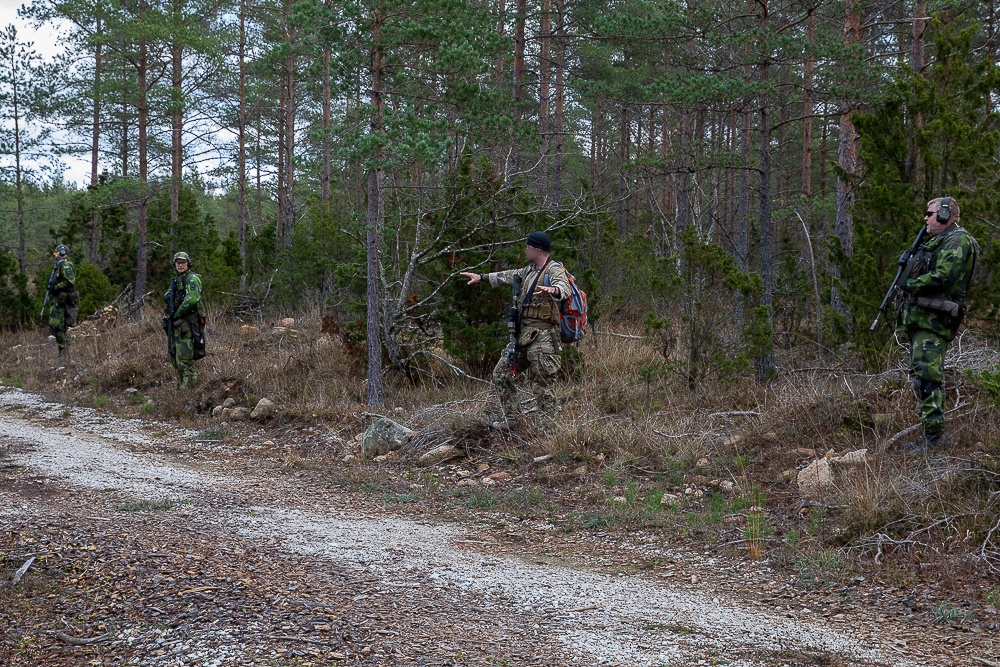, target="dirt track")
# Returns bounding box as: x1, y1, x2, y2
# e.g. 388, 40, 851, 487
0, 386, 991, 666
